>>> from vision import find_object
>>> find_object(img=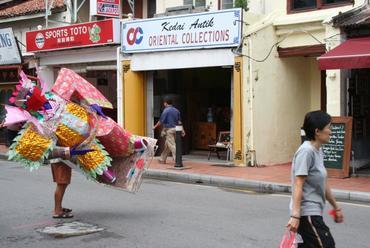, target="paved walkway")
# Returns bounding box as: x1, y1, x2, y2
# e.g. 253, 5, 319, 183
149, 157, 370, 193
0, 144, 7, 154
